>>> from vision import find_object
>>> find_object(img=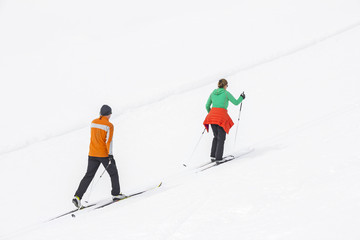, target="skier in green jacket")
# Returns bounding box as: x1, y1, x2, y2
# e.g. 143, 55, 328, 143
206, 80, 244, 113
203, 79, 245, 161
